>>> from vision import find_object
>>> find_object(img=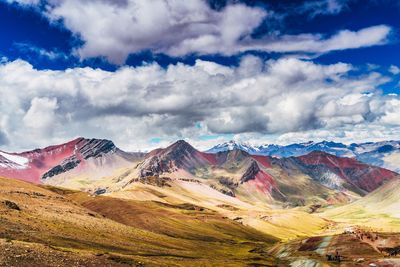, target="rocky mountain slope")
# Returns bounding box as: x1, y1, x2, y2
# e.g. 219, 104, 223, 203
0, 138, 144, 184
296, 151, 398, 193
134, 140, 398, 208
